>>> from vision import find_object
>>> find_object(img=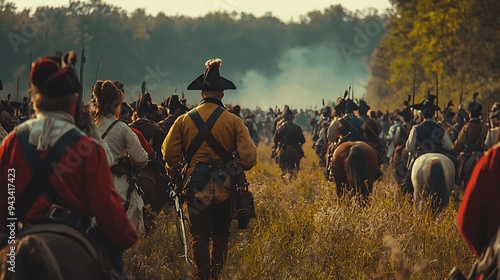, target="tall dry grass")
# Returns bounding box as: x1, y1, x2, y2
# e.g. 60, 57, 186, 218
125, 136, 475, 279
